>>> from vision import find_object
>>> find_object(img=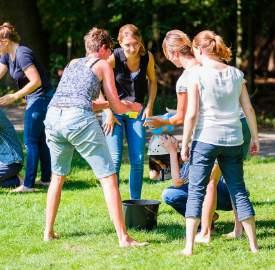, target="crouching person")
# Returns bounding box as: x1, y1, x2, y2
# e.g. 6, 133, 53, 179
160, 135, 233, 227
0, 109, 23, 188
